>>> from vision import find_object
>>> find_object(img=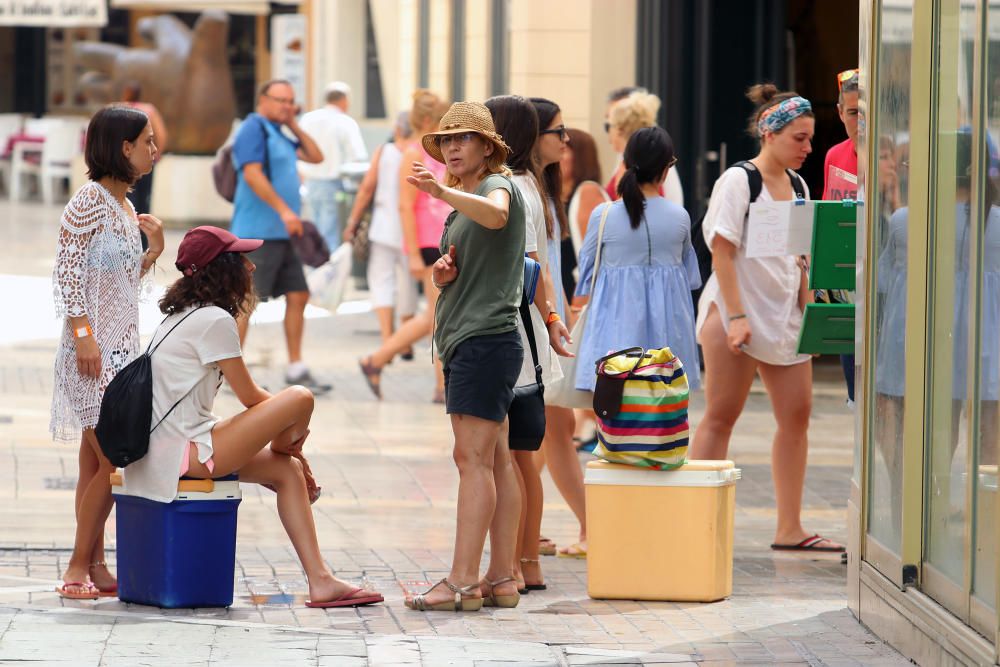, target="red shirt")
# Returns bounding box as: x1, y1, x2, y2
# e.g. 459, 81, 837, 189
822, 138, 858, 200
